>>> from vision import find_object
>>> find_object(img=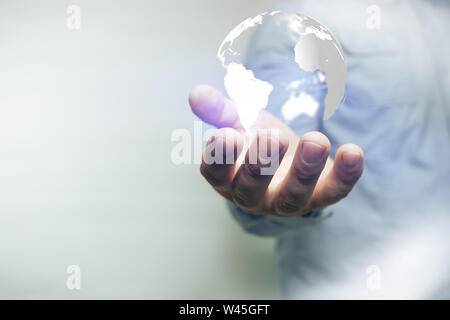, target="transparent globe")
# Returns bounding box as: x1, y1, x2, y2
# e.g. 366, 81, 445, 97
217, 11, 347, 130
